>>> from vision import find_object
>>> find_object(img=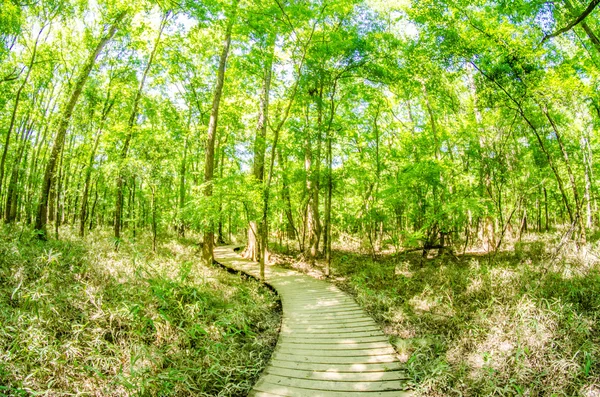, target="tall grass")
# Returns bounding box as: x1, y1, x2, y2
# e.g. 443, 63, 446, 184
0, 226, 280, 396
